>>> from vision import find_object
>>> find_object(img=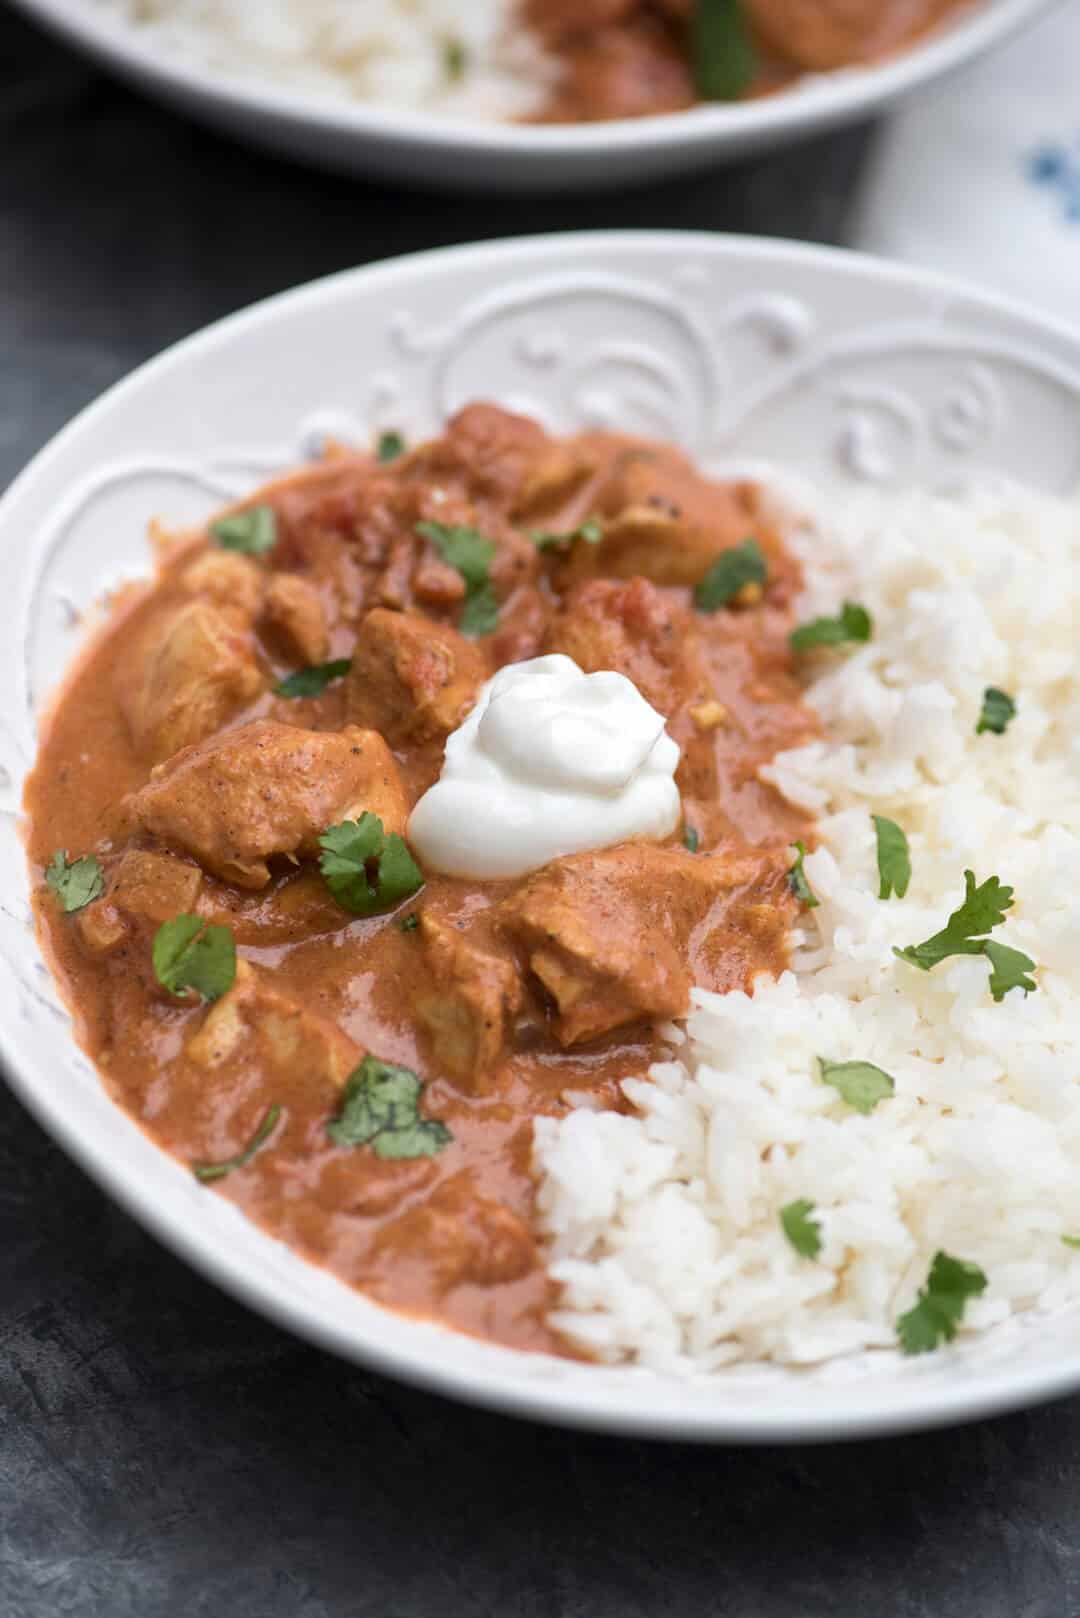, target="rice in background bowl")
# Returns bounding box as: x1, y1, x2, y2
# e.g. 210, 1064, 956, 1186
90, 0, 555, 118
